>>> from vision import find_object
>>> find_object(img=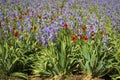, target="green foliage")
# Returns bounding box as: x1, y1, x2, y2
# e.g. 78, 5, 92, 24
32, 29, 78, 77
0, 34, 40, 79
11, 72, 28, 80
0, 1, 120, 79
77, 31, 117, 78
108, 30, 120, 79
0, 41, 26, 79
